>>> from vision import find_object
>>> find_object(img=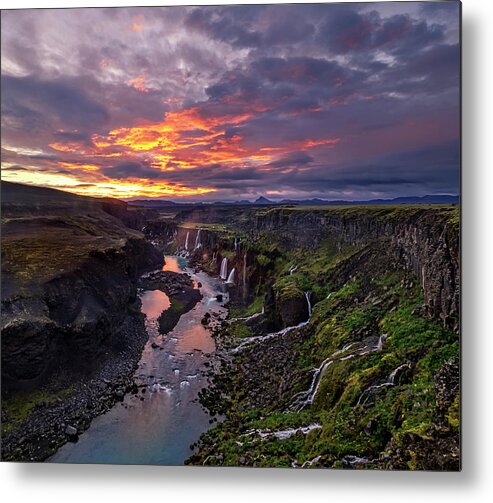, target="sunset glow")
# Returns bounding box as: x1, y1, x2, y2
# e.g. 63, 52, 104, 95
1, 3, 460, 201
